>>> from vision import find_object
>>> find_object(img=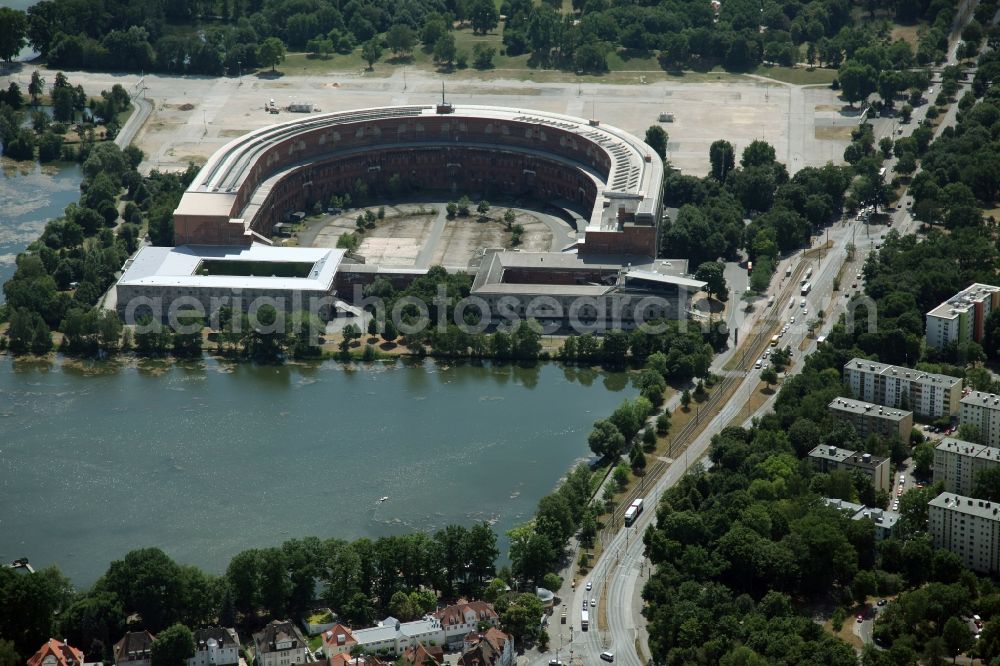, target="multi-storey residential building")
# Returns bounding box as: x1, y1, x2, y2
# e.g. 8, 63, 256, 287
27, 639, 85, 666
843, 358, 962, 420
925, 283, 1000, 351
929, 492, 1000, 573
433, 601, 500, 649
187, 628, 240, 666
808, 444, 892, 492
961, 391, 1000, 447
828, 397, 914, 443
253, 620, 311, 666
933, 438, 1000, 494
823, 498, 901, 541
114, 632, 155, 666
